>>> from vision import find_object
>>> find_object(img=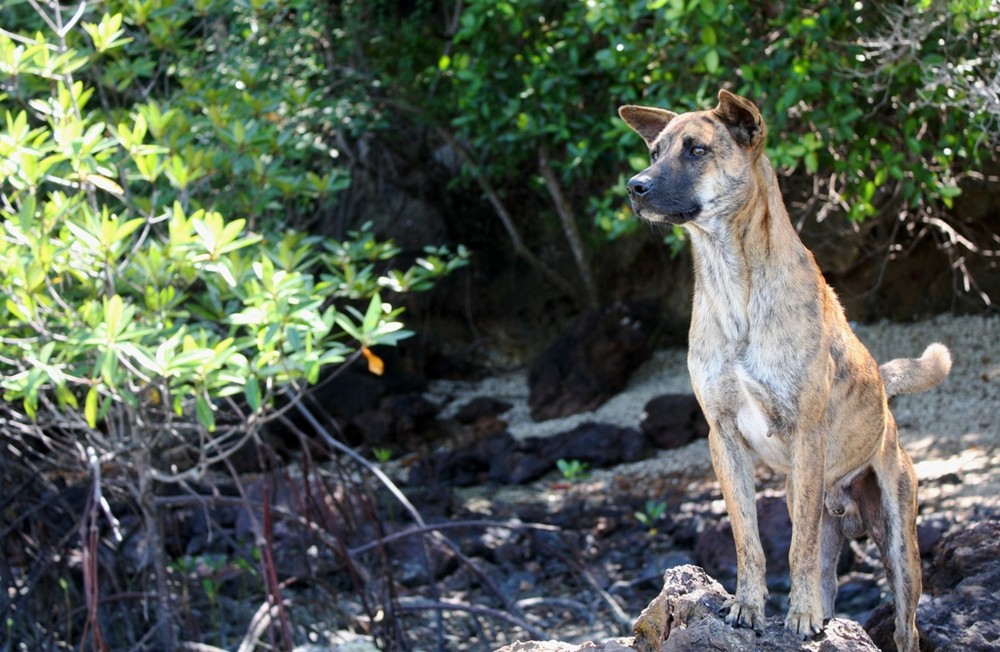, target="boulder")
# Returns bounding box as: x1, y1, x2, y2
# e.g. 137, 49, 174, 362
695, 492, 794, 594
408, 422, 653, 486
495, 565, 879, 652
866, 520, 1000, 651
528, 301, 659, 421
494, 641, 633, 652
639, 394, 708, 450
